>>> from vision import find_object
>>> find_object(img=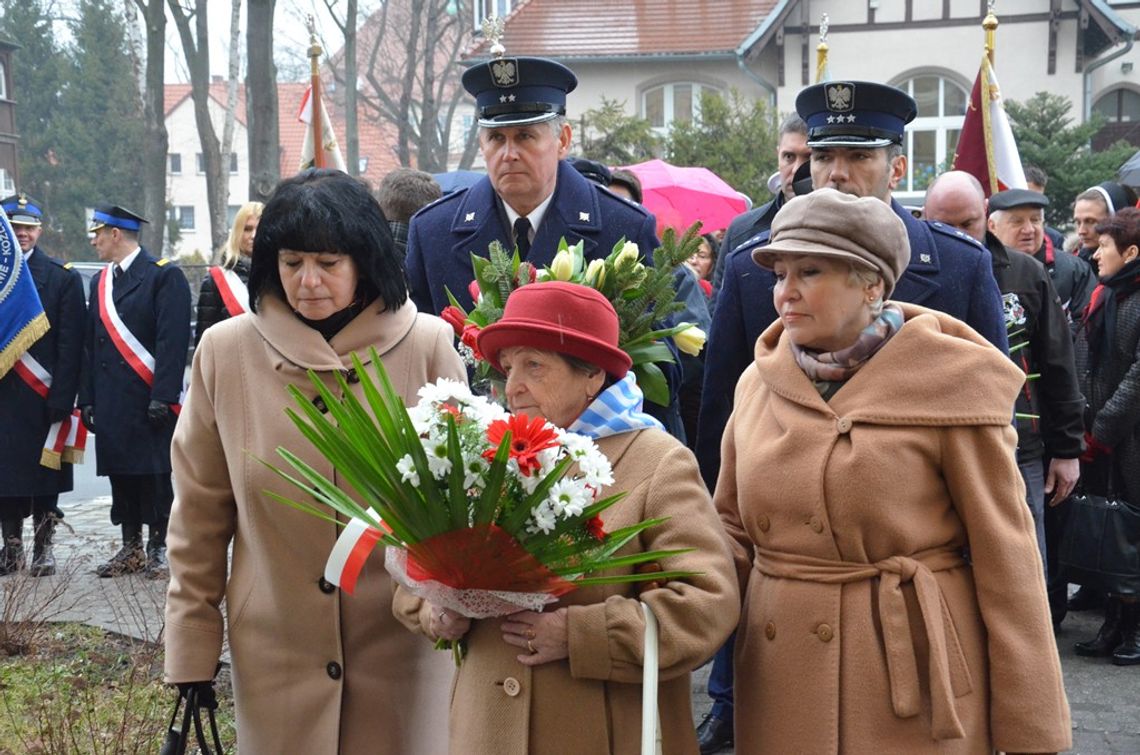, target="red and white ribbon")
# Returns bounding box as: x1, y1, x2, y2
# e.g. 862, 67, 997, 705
208, 266, 249, 318
98, 265, 155, 386
324, 517, 385, 595
12, 353, 81, 469
62, 408, 87, 464
13, 351, 50, 398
